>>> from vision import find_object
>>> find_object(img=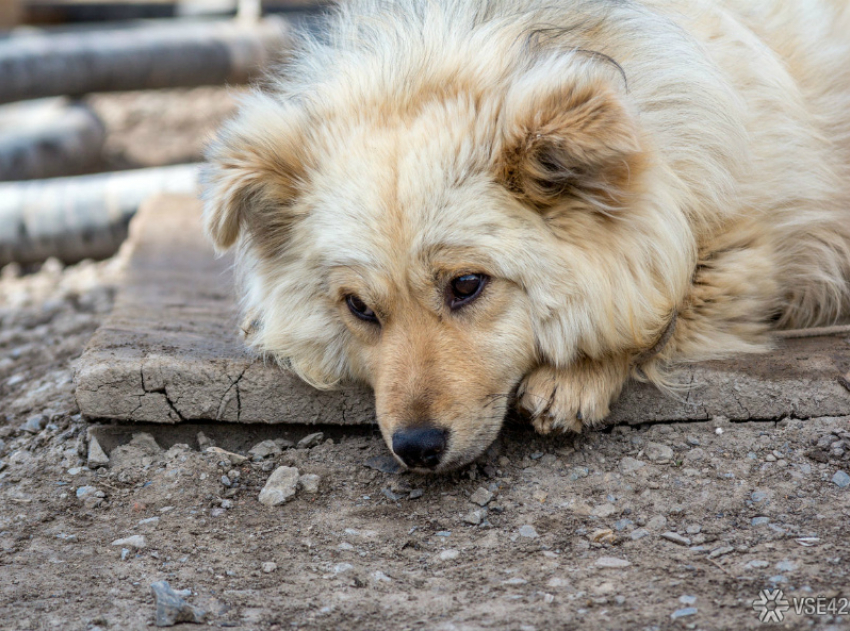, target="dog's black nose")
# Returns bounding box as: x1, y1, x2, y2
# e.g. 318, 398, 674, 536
392, 426, 447, 469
